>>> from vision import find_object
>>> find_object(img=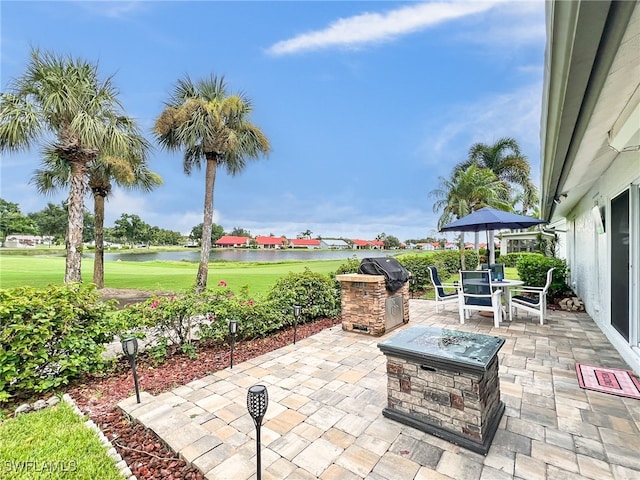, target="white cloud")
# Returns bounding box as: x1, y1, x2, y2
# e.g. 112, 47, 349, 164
459, 1, 546, 47
419, 81, 543, 180
267, 1, 502, 56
